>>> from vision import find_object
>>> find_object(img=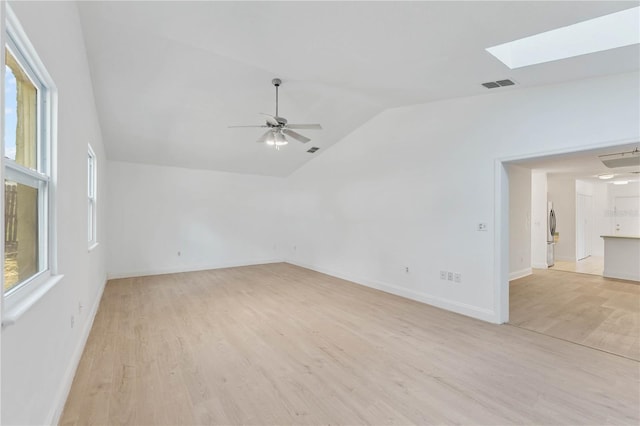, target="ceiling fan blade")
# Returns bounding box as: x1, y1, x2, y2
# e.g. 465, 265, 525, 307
228, 125, 268, 128
259, 113, 280, 126
285, 124, 322, 130
282, 129, 311, 143
257, 130, 274, 143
